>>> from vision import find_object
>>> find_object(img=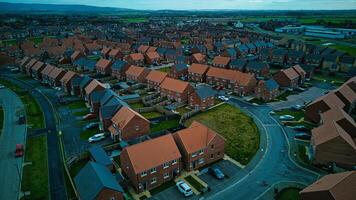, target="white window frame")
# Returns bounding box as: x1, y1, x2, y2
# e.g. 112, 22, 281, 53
163, 162, 169, 169
150, 167, 157, 174
192, 153, 197, 158
199, 149, 204, 155
172, 159, 177, 165
198, 158, 204, 164
141, 171, 147, 177
151, 177, 157, 184
163, 172, 170, 179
